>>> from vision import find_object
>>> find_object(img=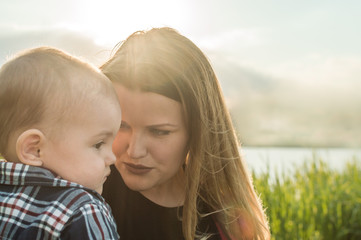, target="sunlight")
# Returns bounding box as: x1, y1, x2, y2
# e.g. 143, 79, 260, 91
69, 0, 188, 47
